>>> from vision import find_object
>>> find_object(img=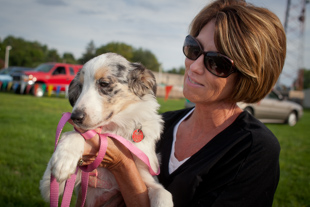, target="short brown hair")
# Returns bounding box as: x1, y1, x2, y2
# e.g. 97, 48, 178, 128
189, 0, 286, 103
